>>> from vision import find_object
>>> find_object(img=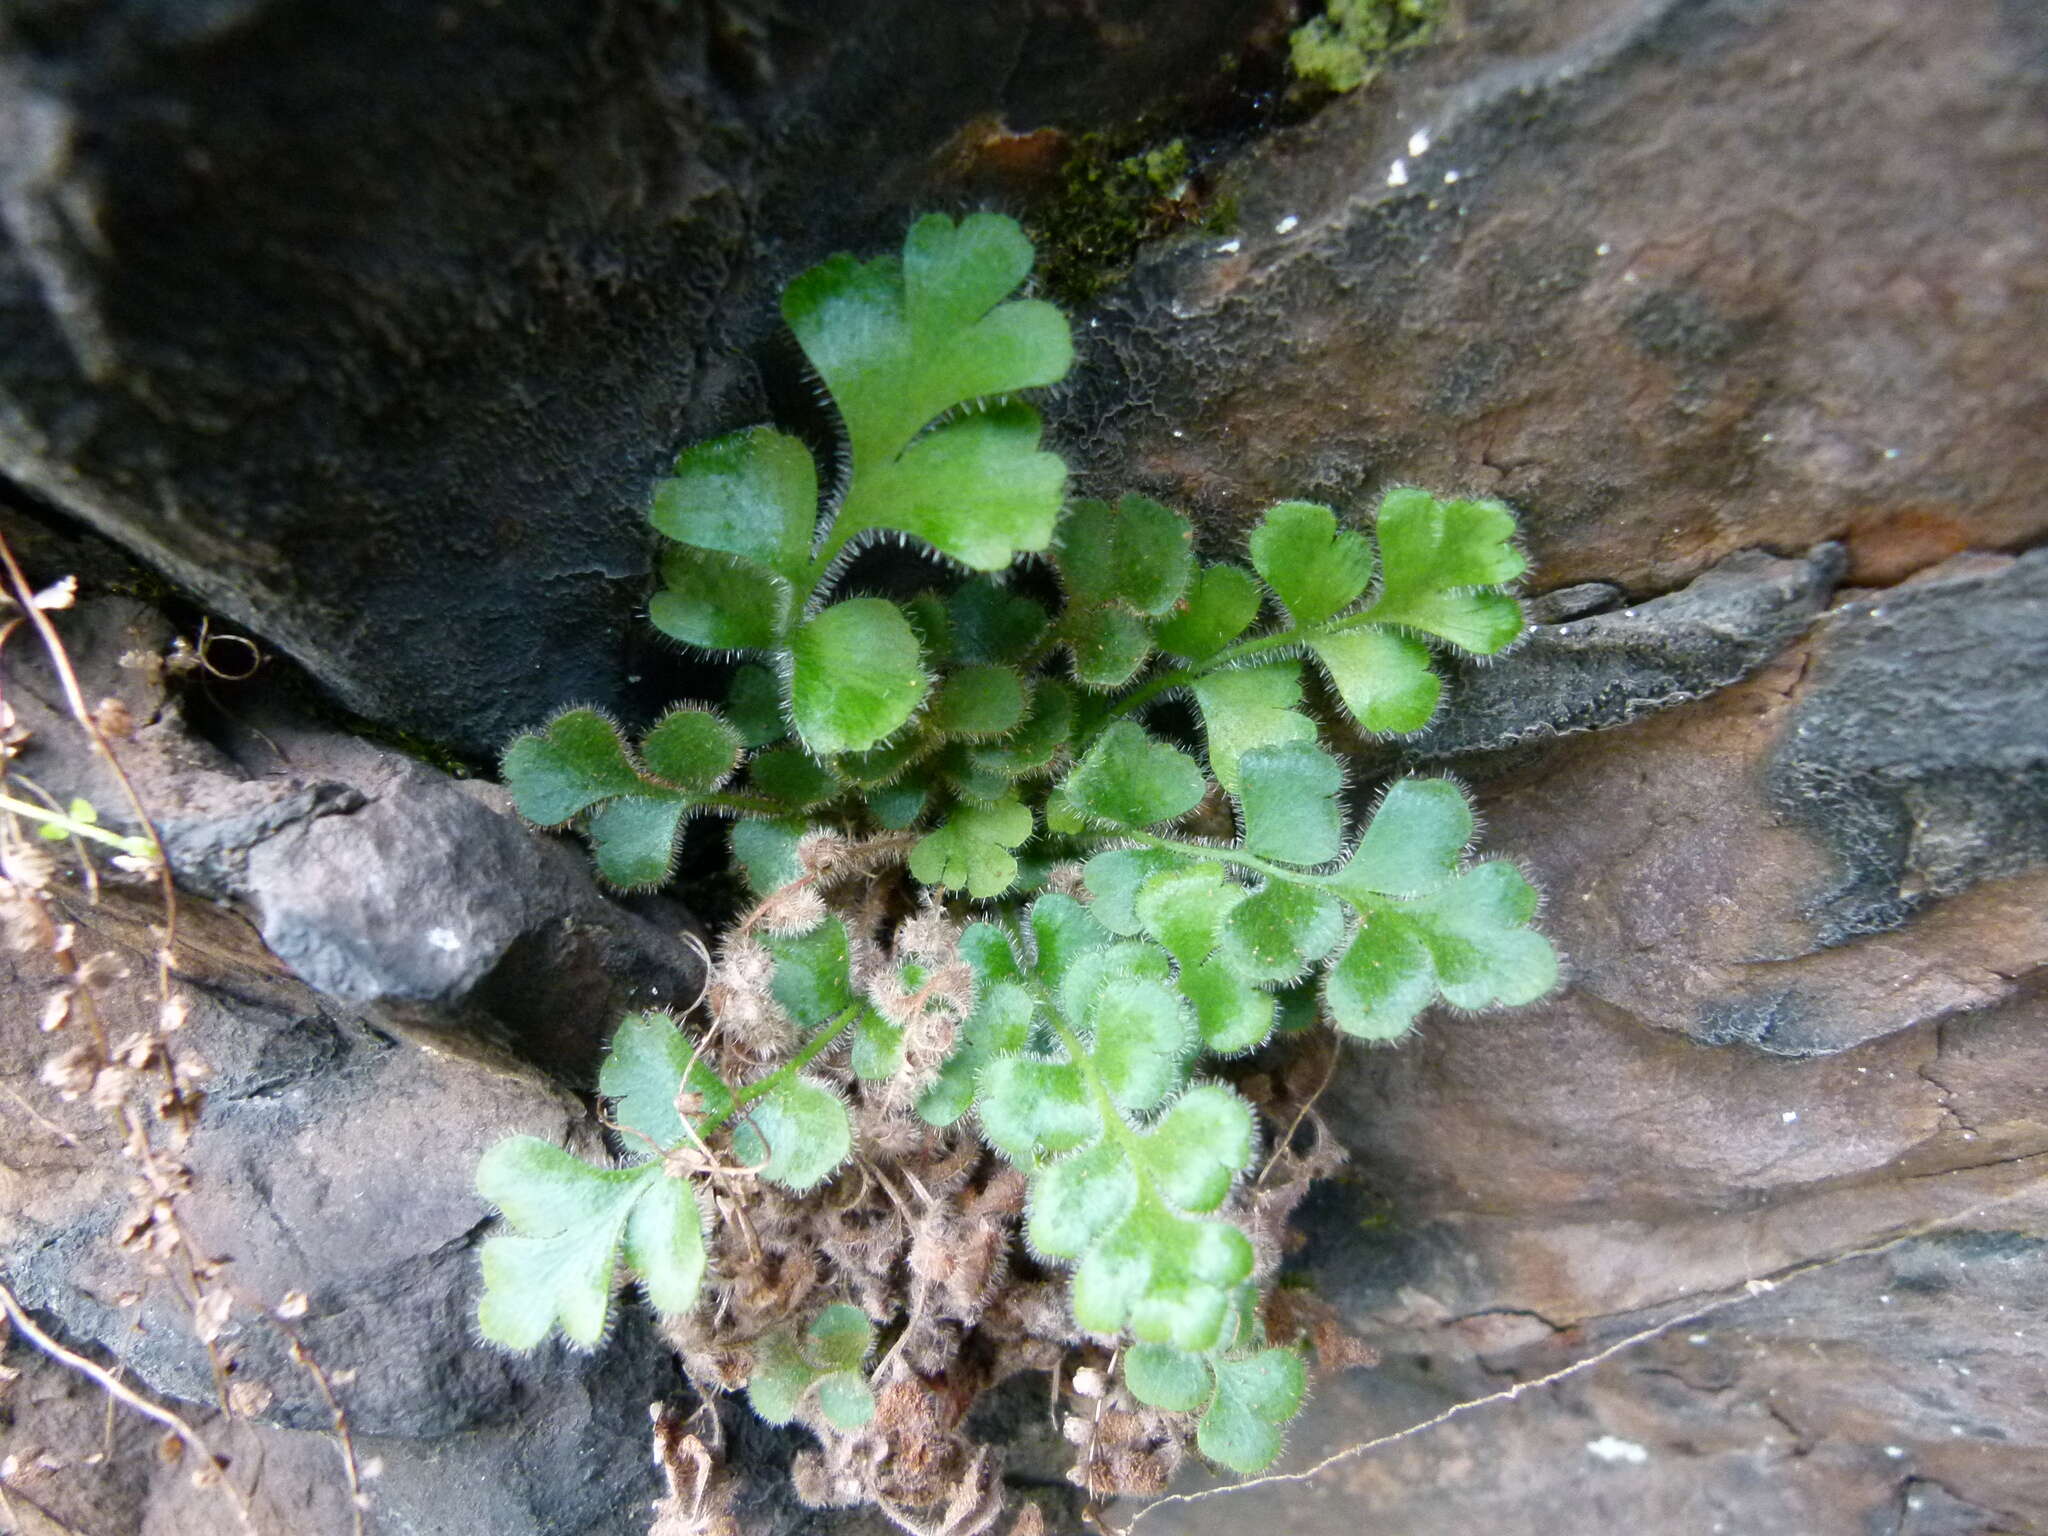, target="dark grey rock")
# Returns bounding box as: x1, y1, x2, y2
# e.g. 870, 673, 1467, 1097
1767, 550, 2048, 944
0, 880, 682, 1536
0, 554, 769, 1533
0, 0, 1277, 756
1522, 581, 1625, 625
1406, 544, 1843, 759
1, 578, 704, 1078
1897, 1478, 2017, 1536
